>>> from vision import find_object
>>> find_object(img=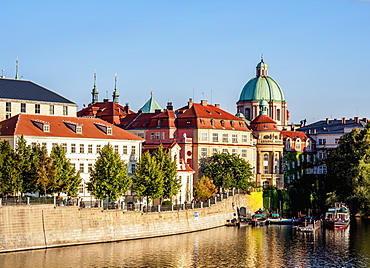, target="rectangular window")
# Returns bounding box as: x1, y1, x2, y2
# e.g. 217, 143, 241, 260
49, 105, 54, 115
52, 143, 58, 148
42, 142, 47, 148
232, 149, 237, 155
201, 132, 208, 141
79, 144, 84, 154
161, 132, 165, 140
212, 133, 219, 142
132, 146, 136, 155
79, 163, 84, 173
222, 148, 228, 153
62, 143, 67, 153
155, 132, 160, 139
71, 163, 76, 169
88, 144, 93, 154
213, 148, 218, 154
6, 102, 11, 112
150, 133, 154, 140
222, 134, 228, 143
232, 134, 238, 143
114, 145, 119, 153
71, 144, 76, 153
107, 127, 112, 135
264, 166, 269, 174
96, 145, 101, 153
242, 149, 247, 158
21, 103, 26, 113
242, 135, 248, 143
78, 184, 84, 194
5, 112, 11, 119
123, 145, 128, 155
201, 147, 207, 157
63, 106, 68, 115
131, 163, 136, 173
35, 104, 40, 114
88, 163, 93, 172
